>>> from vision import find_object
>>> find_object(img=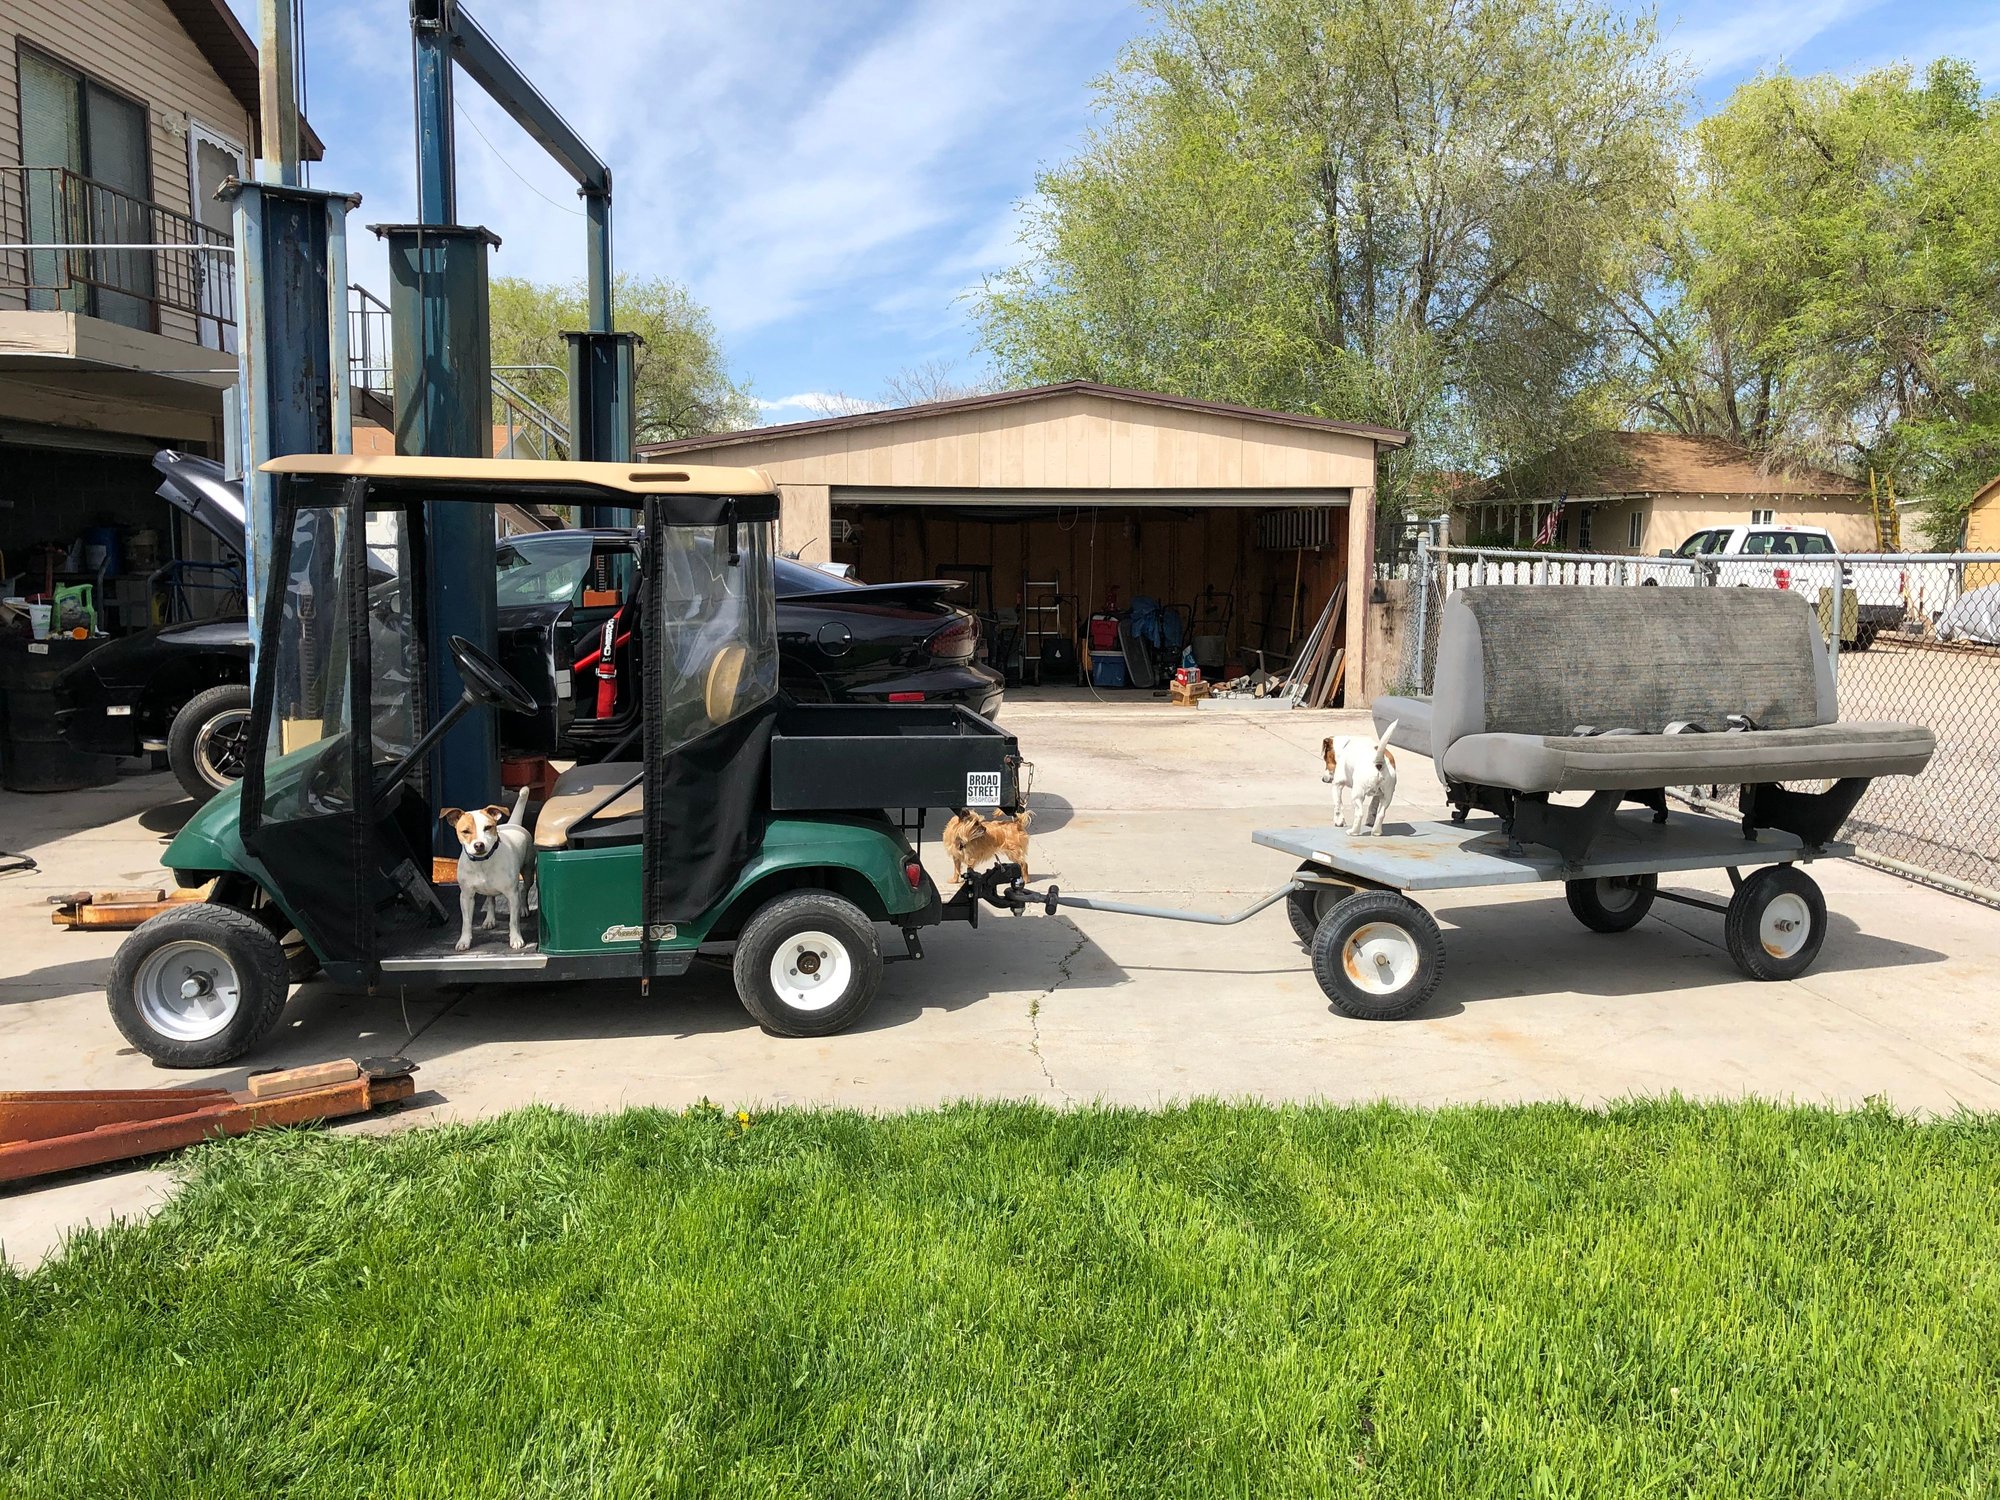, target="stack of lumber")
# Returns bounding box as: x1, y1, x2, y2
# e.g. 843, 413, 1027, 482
1205, 583, 1347, 708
